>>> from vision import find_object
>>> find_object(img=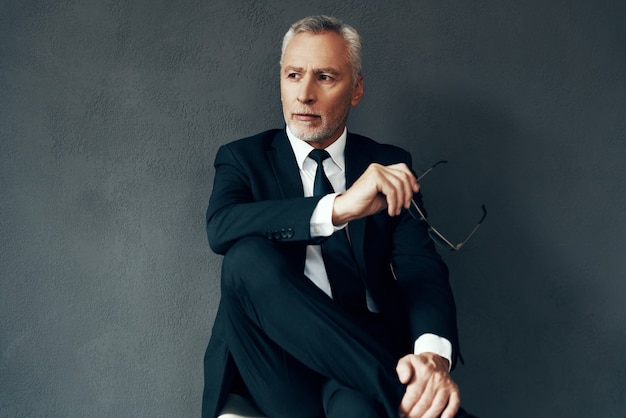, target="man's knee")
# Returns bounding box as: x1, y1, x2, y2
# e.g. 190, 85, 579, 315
221, 236, 290, 296
323, 380, 384, 418
223, 236, 271, 267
